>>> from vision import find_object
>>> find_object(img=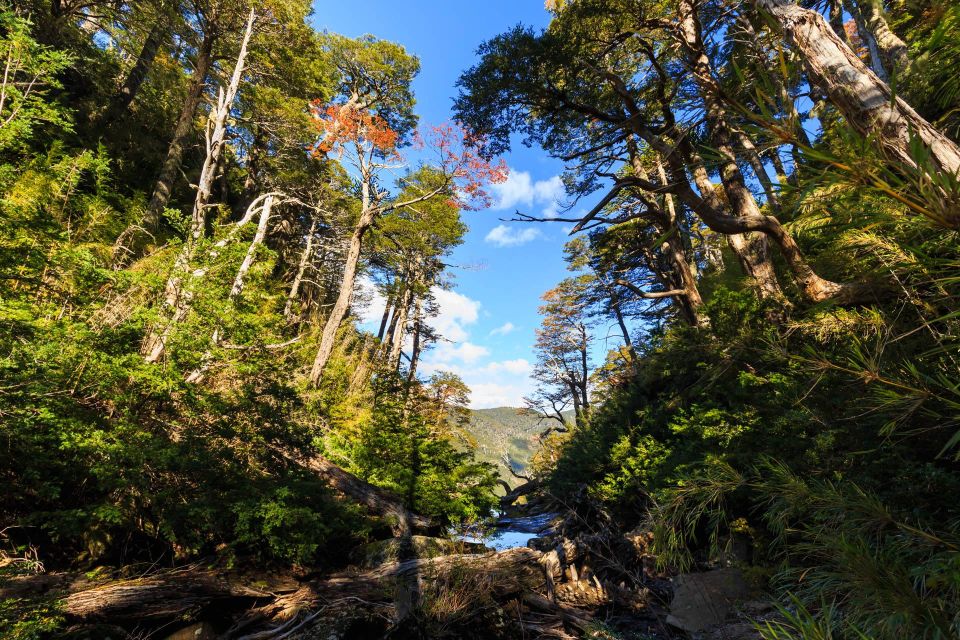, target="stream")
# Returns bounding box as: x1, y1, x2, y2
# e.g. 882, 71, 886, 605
458, 511, 557, 551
